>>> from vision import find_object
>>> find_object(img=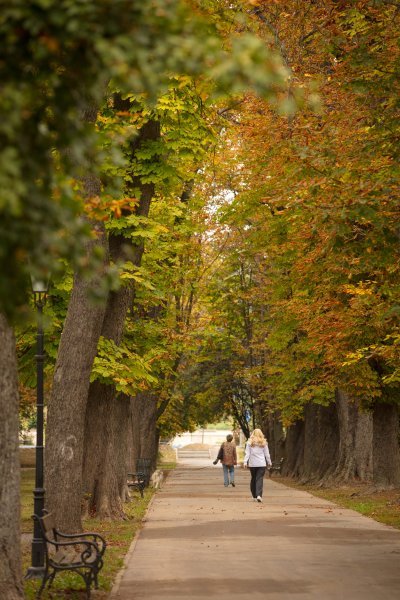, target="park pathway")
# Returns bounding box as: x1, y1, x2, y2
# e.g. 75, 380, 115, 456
110, 463, 400, 599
